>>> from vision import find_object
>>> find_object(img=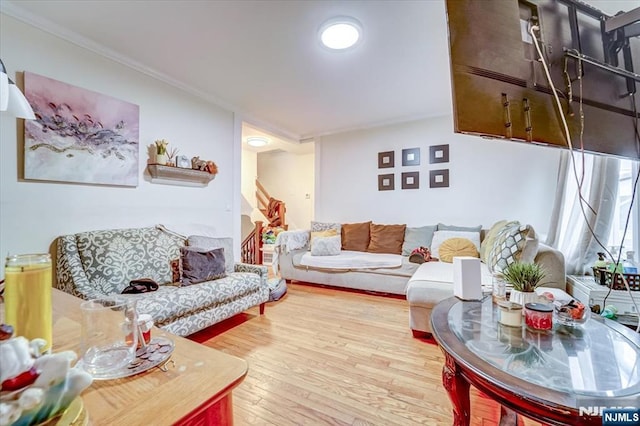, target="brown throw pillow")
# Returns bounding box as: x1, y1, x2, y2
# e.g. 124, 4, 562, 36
367, 224, 406, 255
180, 247, 227, 286
438, 238, 480, 263
341, 221, 372, 252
